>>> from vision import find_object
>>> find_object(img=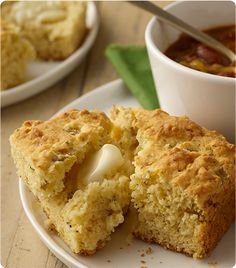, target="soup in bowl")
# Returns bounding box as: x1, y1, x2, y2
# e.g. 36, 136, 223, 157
165, 25, 235, 78
145, 1, 235, 142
